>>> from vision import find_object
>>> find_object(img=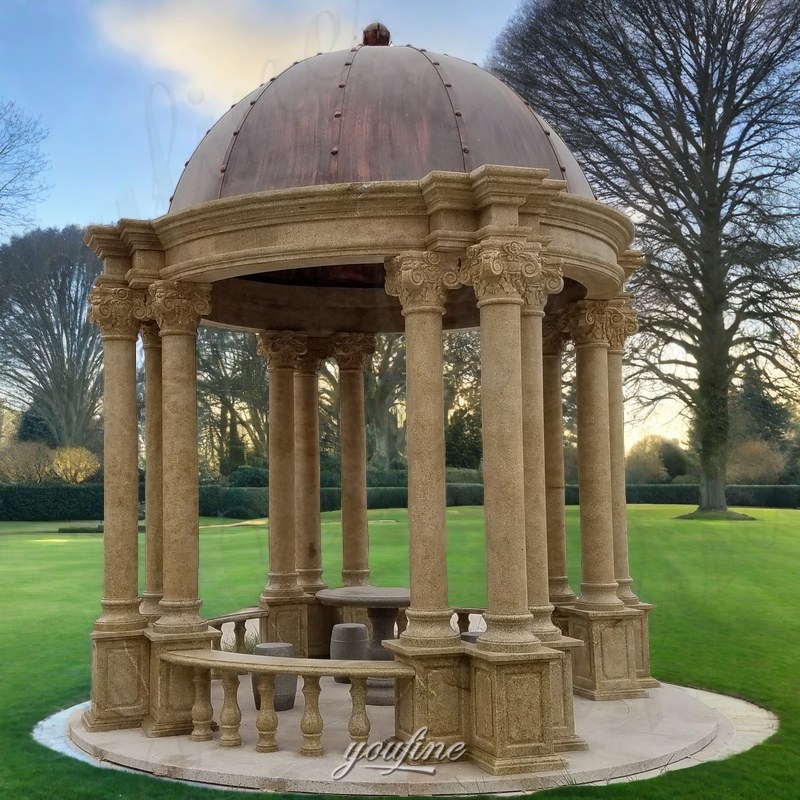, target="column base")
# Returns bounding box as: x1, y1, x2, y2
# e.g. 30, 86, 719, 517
559, 605, 648, 701
632, 602, 660, 688
93, 598, 147, 633
83, 629, 149, 732
548, 577, 578, 606
385, 640, 468, 749
466, 646, 567, 775
151, 599, 206, 634
548, 636, 588, 752
529, 603, 562, 644
400, 608, 461, 649
476, 612, 541, 654
342, 568, 370, 586
616, 577, 640, 606
141, 628, 219, 738
258, 595, 312, 657
575, 581, 626, 611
